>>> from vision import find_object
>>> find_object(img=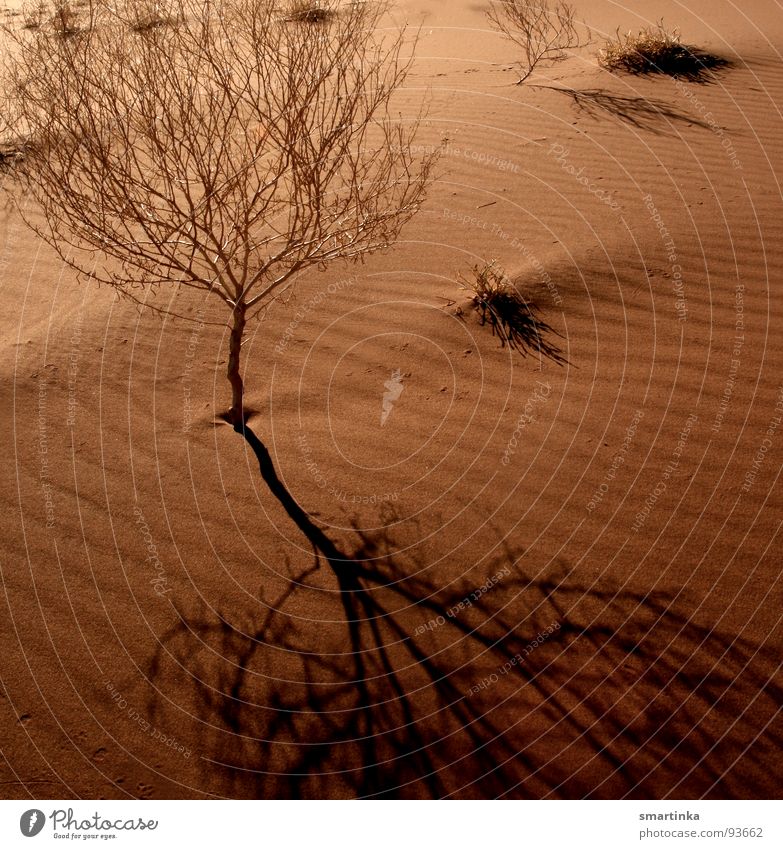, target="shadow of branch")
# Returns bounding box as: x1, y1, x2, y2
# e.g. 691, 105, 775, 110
541, 86, 720, 134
